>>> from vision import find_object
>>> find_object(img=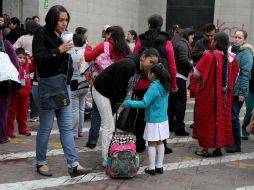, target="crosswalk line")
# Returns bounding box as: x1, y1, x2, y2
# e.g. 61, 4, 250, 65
0, 137, 195, 161
1, 152, 254, 190
28, 117, 244, 136
236, 186, 254, 190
